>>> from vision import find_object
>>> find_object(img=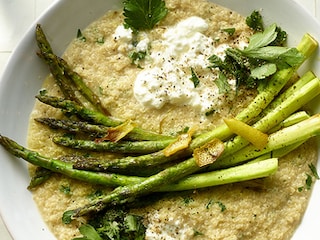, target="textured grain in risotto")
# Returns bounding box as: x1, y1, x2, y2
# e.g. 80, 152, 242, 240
27, 0, 317, 239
